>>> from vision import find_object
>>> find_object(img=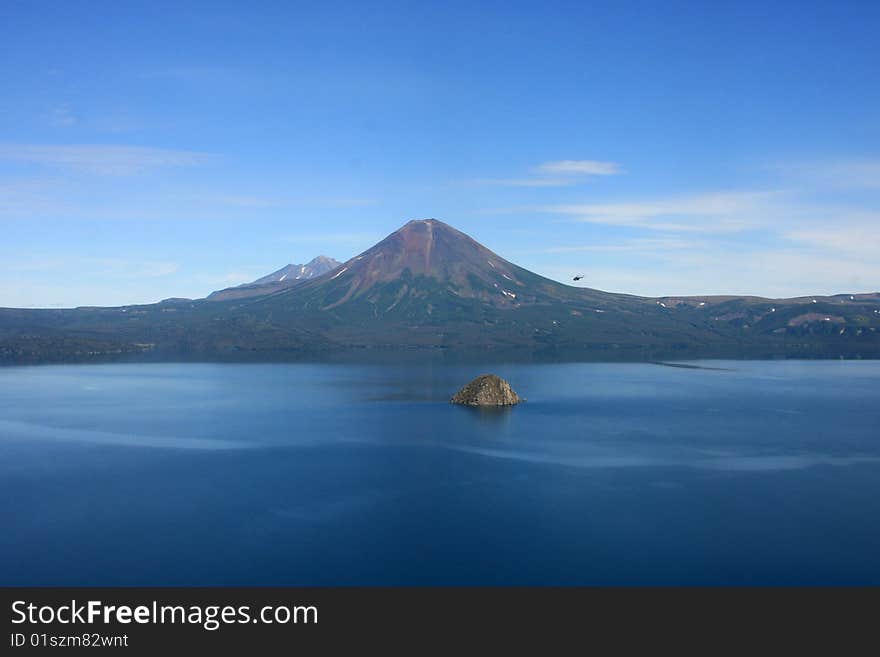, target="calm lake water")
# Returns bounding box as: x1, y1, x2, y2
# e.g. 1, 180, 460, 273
1, 360, 879, 585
